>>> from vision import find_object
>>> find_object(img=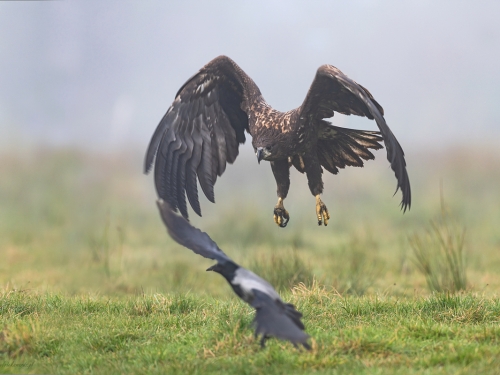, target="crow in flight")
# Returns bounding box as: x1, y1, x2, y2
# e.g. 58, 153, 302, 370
156, 199, 311, 349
